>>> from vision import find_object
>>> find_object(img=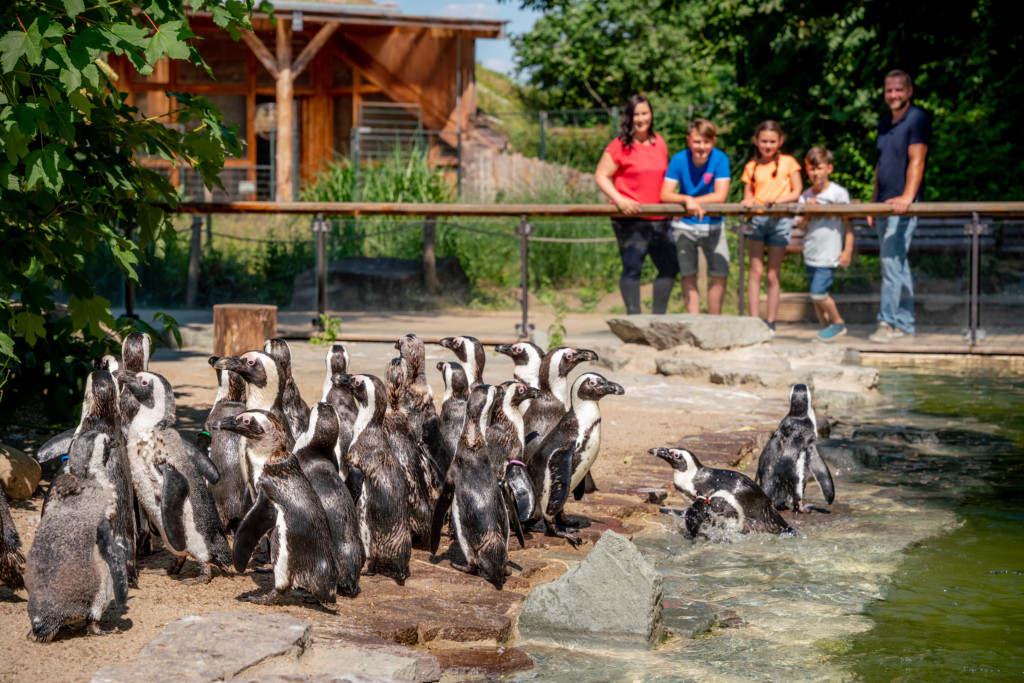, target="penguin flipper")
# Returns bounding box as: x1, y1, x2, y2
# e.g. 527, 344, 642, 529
96, 520, 129, 605
572, 477, 586, 501
501, 480, 526, 548
232, 491, 277, 573
160, 463, 191, 553
584, 470, 598, 493
544, 447, 576, 519
346, 466, 364, 506
36, 428, 76, 464
184, 438, 221, 485
429, 478, 455, 555
808, 446, 835, 504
